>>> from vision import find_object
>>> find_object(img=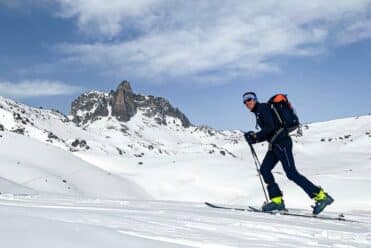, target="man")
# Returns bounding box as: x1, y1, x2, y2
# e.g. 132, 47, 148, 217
242, 91, 334, 215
